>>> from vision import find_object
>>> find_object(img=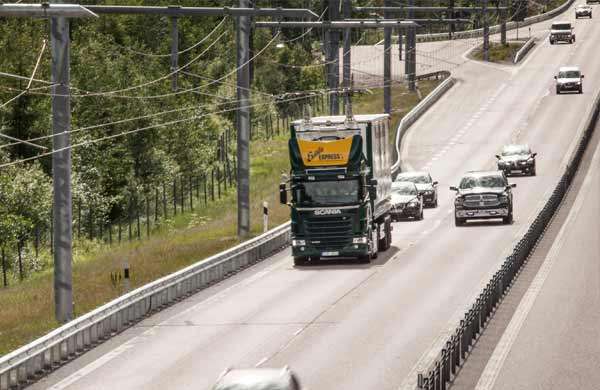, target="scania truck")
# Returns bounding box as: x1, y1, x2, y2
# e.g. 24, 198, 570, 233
279, 113, 394, 266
